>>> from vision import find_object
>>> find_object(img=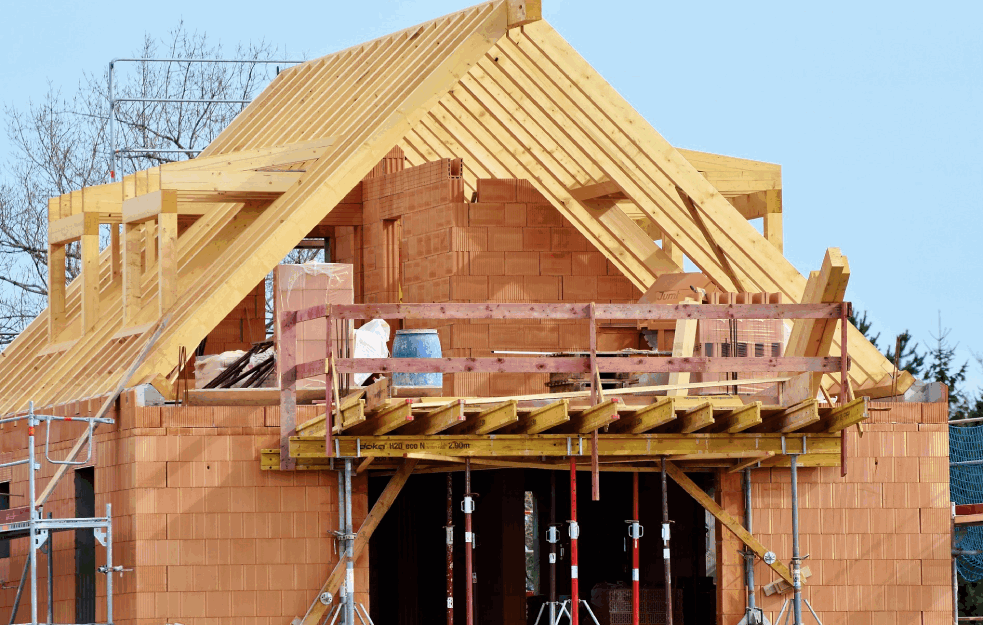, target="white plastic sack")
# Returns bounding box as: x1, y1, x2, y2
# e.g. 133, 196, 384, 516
194, 350, 246, 389
353, 319, 391, 386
